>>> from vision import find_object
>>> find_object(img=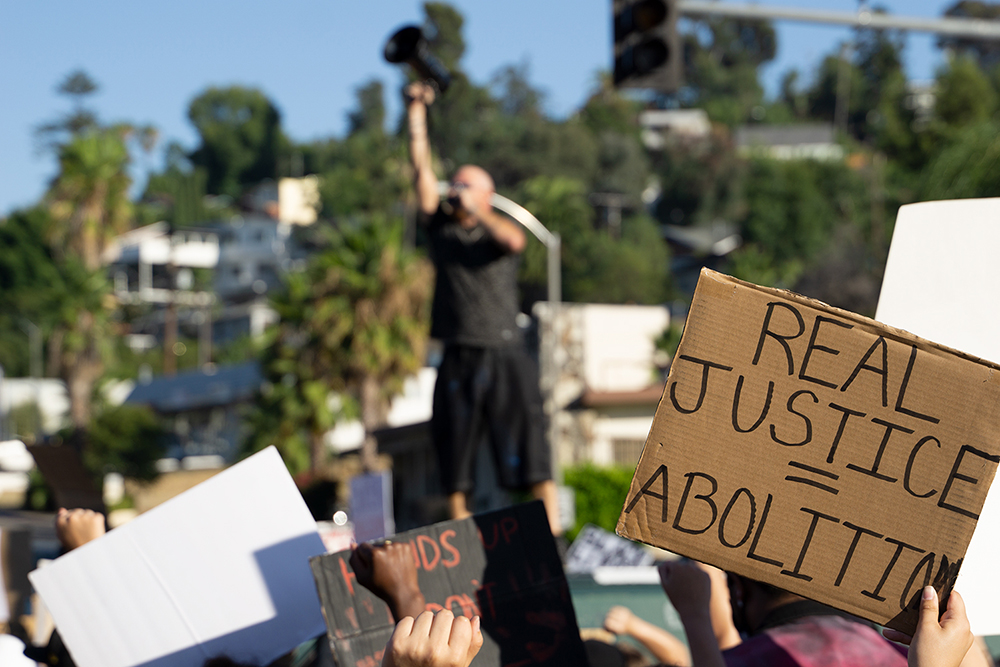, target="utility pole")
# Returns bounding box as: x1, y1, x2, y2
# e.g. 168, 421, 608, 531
834, 41, 853, 135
